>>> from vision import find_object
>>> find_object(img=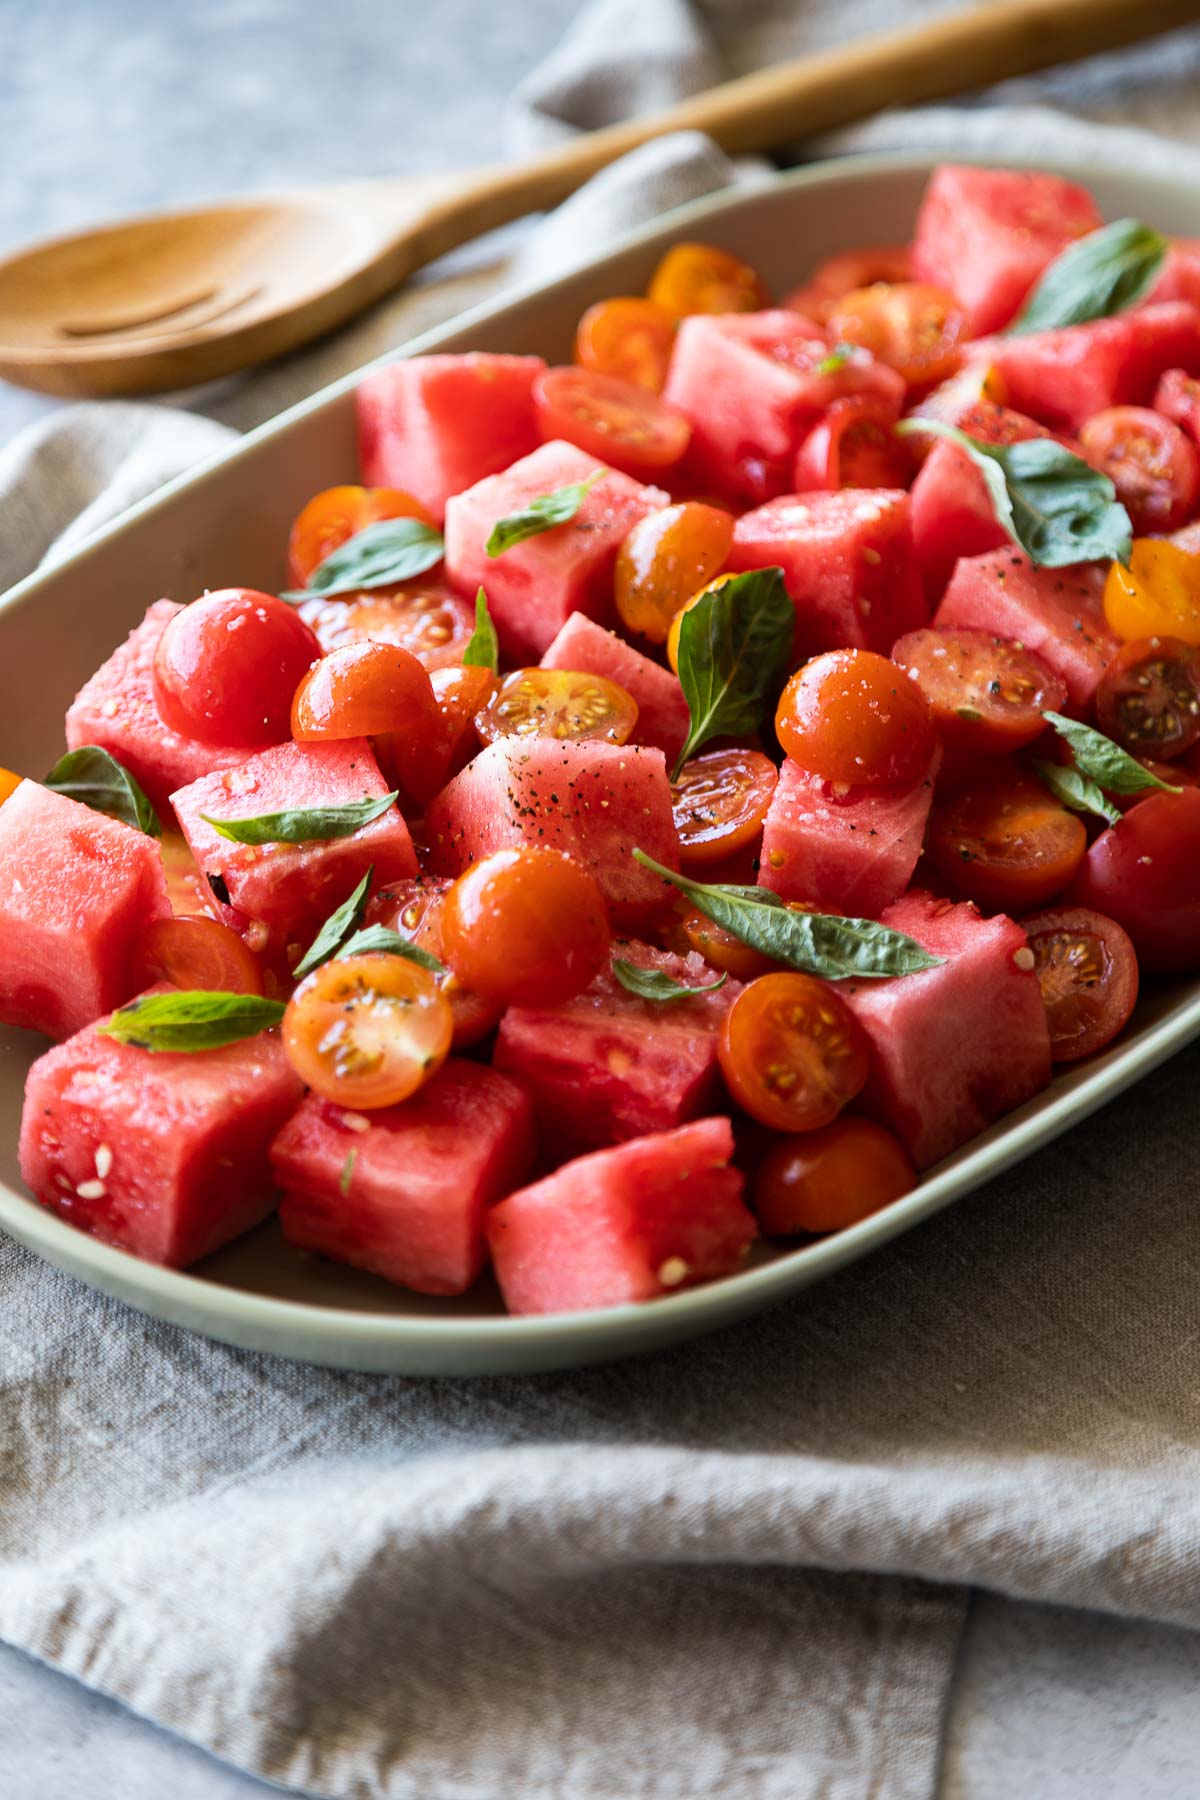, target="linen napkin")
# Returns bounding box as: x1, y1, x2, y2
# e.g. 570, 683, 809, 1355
5, 4, 1200, 1797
